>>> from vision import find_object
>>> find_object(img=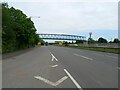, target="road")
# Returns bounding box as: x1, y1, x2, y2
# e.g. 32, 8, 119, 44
2, 46, 118, 89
